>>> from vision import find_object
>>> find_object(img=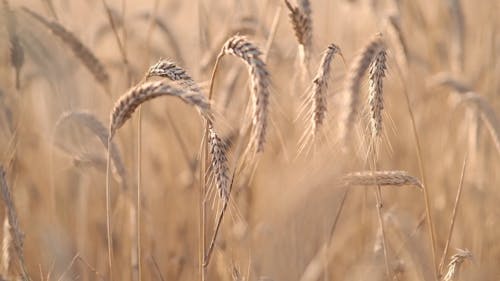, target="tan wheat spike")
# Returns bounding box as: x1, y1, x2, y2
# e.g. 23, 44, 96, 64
220, 35, 270, 153
145, 60, 230, 202
441, 249, 472, 281
208, 124, 230, 202
146, 58, 201, 92
427, 72, 472, 93
460, 92, 500, 156
428, 73, 500, 156
2, 0, 24, 90
22, 7, 111, 92
341, 170, 423, 189
284, 0, 312, 51
308, 44, 342, 136
284, 0, 313, 73
368, 47, 387, 138
0, 167, 30, 281
109, 81, 211, 139
340, 33, 384, 142
54, 111, 128, 190
1, 216, 12, 278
